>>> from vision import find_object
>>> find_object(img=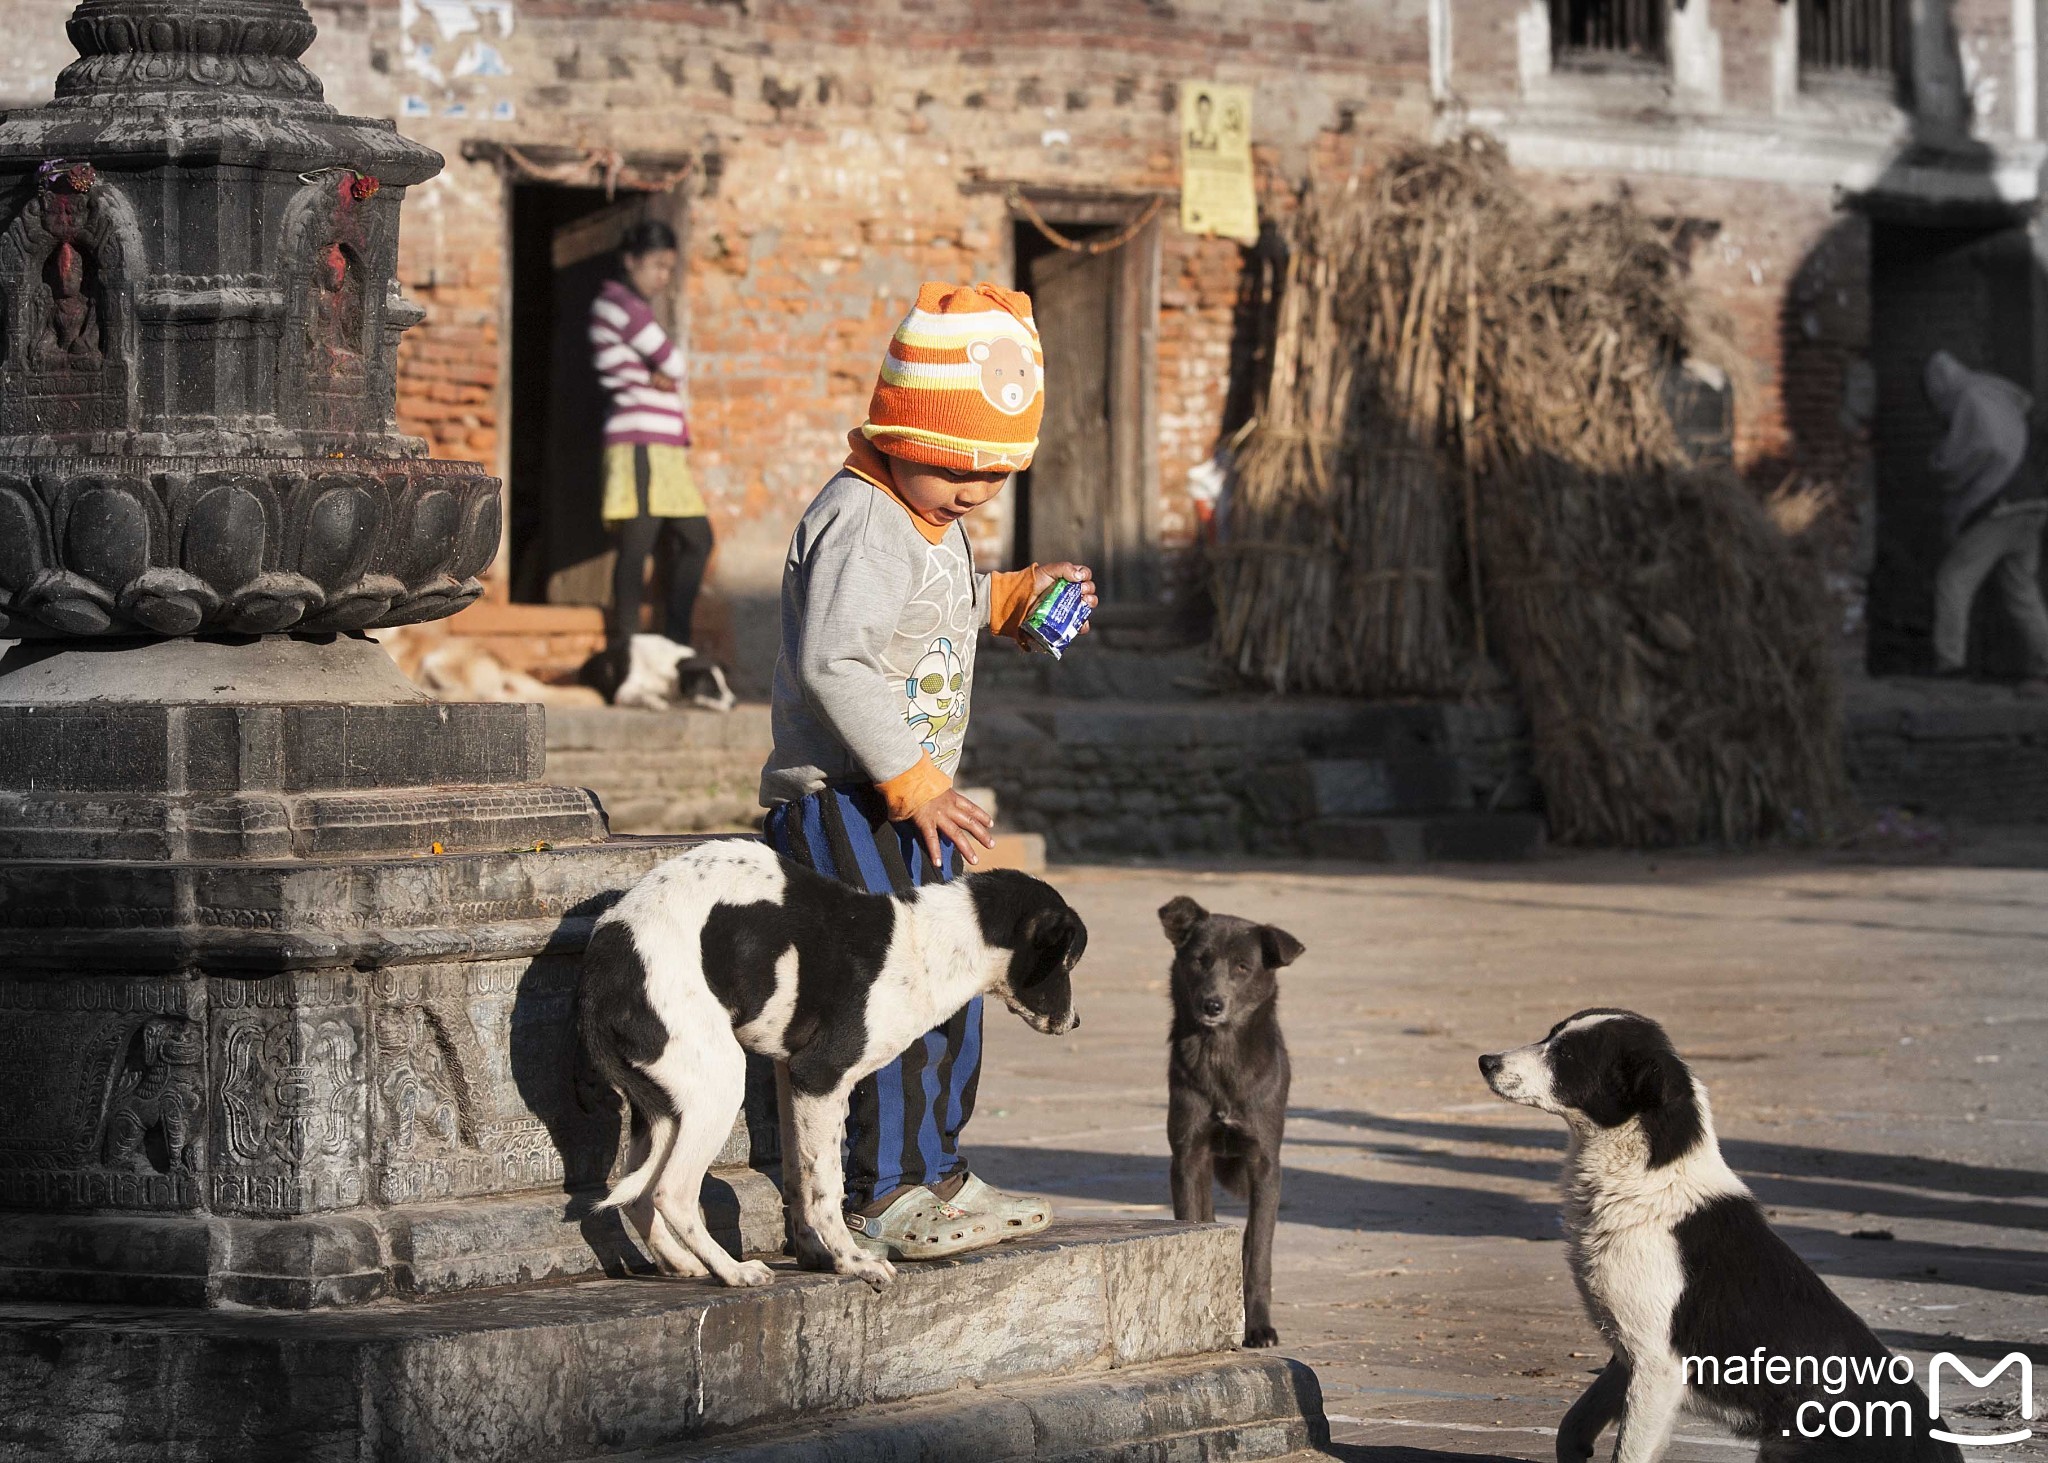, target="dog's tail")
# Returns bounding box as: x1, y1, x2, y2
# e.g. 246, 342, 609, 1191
593, 1107, 678, 1213
1215, 1153, 1250, 1200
